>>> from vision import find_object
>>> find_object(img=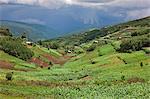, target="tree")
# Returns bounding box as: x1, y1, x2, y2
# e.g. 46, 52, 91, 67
21, 32, 27, 39
49, 61, 53, 66
140, 62, 143, 68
